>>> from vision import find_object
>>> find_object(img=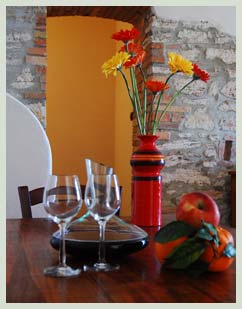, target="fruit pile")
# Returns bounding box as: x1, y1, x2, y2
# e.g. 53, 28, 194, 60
154, 192, 236, 273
